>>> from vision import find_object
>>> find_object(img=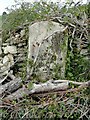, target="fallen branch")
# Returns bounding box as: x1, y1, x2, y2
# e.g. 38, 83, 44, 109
0, 77, 22, 96
2, 79, 90, 102
52, 80, 90, 85
3, 80, 68, 102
